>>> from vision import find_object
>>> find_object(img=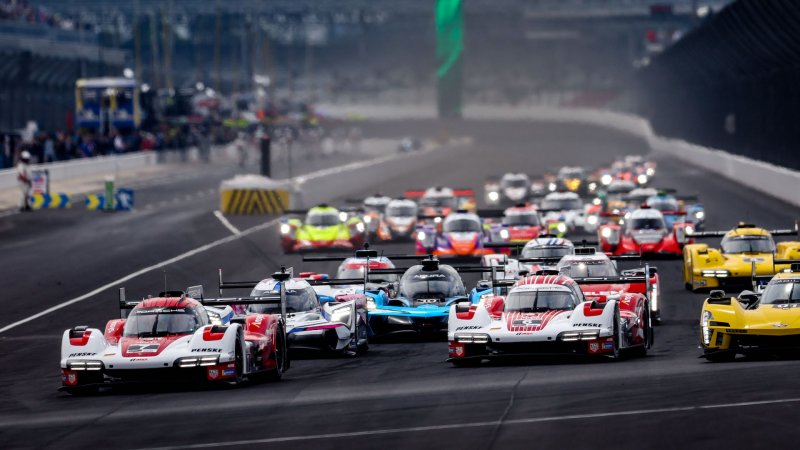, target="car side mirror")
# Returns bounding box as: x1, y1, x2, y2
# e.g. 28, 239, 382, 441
738, 290, 760, 305
707, 289, 731, 305
455, 302, 471, 314
709, 290, 725, 299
